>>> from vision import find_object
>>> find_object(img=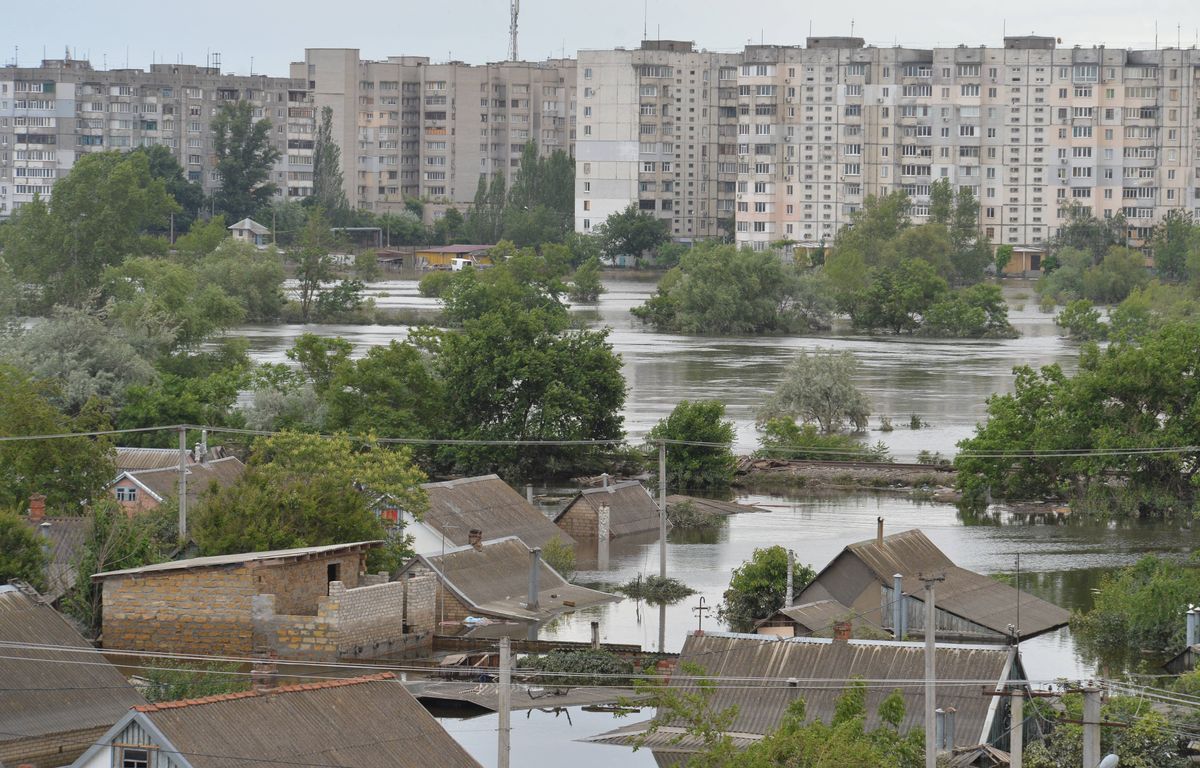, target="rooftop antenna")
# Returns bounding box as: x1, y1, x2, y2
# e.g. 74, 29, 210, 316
850, 19, 855, 37
250, 55, 254, 76
643, 0, 648, 41
213, 51, 221, 73
509, 0, 519, 61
